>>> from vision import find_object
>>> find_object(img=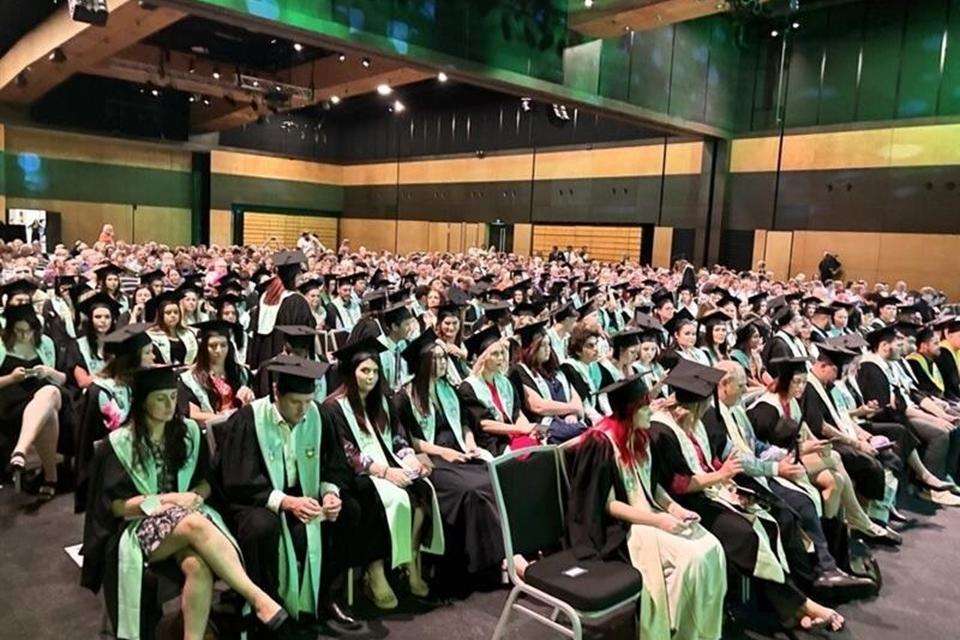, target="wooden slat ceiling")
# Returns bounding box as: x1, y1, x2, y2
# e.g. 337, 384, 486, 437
569, 0, 768, 38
